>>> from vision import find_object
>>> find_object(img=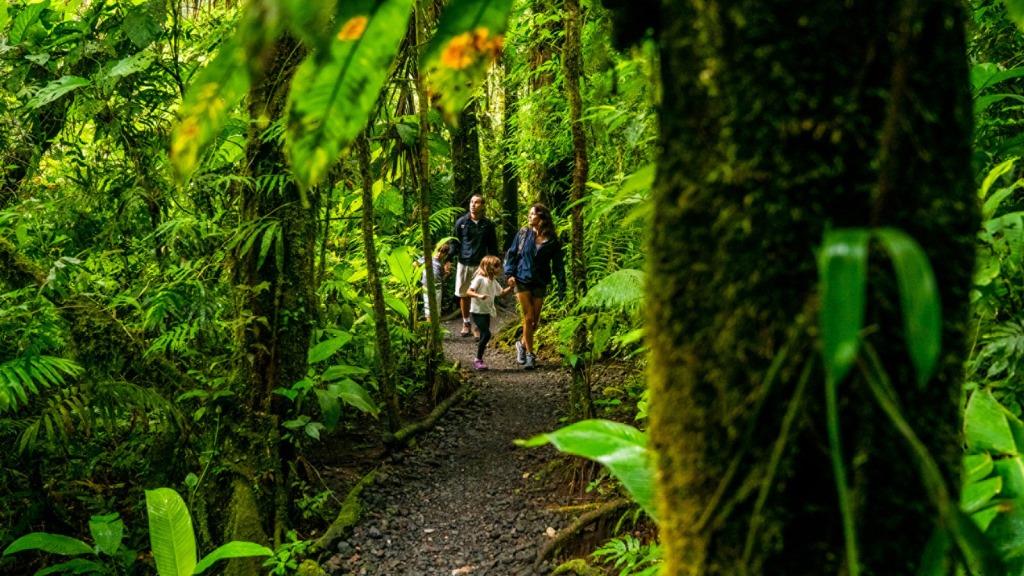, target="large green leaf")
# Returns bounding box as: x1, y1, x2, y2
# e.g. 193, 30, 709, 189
517, 419, 657, 520
284, 0, 413, 190
145, 488, 197, 576
0, 0, 10, 35
193, 541, 272, 575
8, 0, 47, 44
3, 533, 92, 557
329, 378, 380, 417
961, 476, 1002, 514
88, 514, 124, 556
308, 332, 353, 364
322, 364, 370, 381
34, 558, 106, 576
385, 246, 419, 288
1004, 0, 1024, 31
965, 389, 1024, 455
818, 229, 870, 386
965, 454, 995, 484
874, 228, 941, 387
421, 0, 514, 120
26, 76, 91, 109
